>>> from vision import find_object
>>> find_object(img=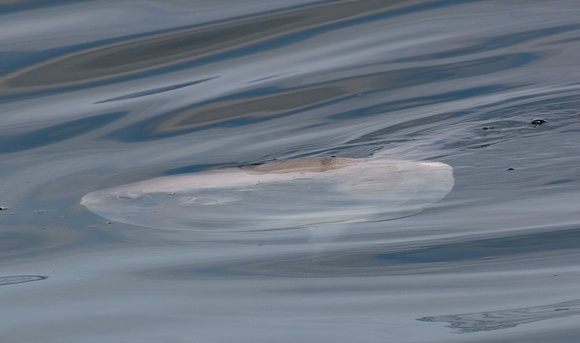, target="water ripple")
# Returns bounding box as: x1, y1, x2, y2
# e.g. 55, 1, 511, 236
0, 275, 48, 286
